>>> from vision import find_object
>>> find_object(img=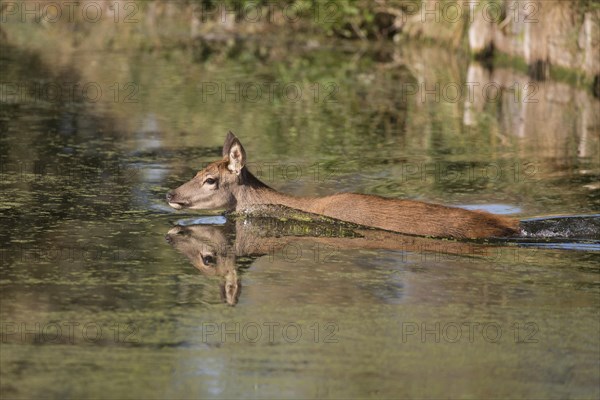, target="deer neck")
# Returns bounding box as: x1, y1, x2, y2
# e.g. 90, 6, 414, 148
233, 168, 313, 212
